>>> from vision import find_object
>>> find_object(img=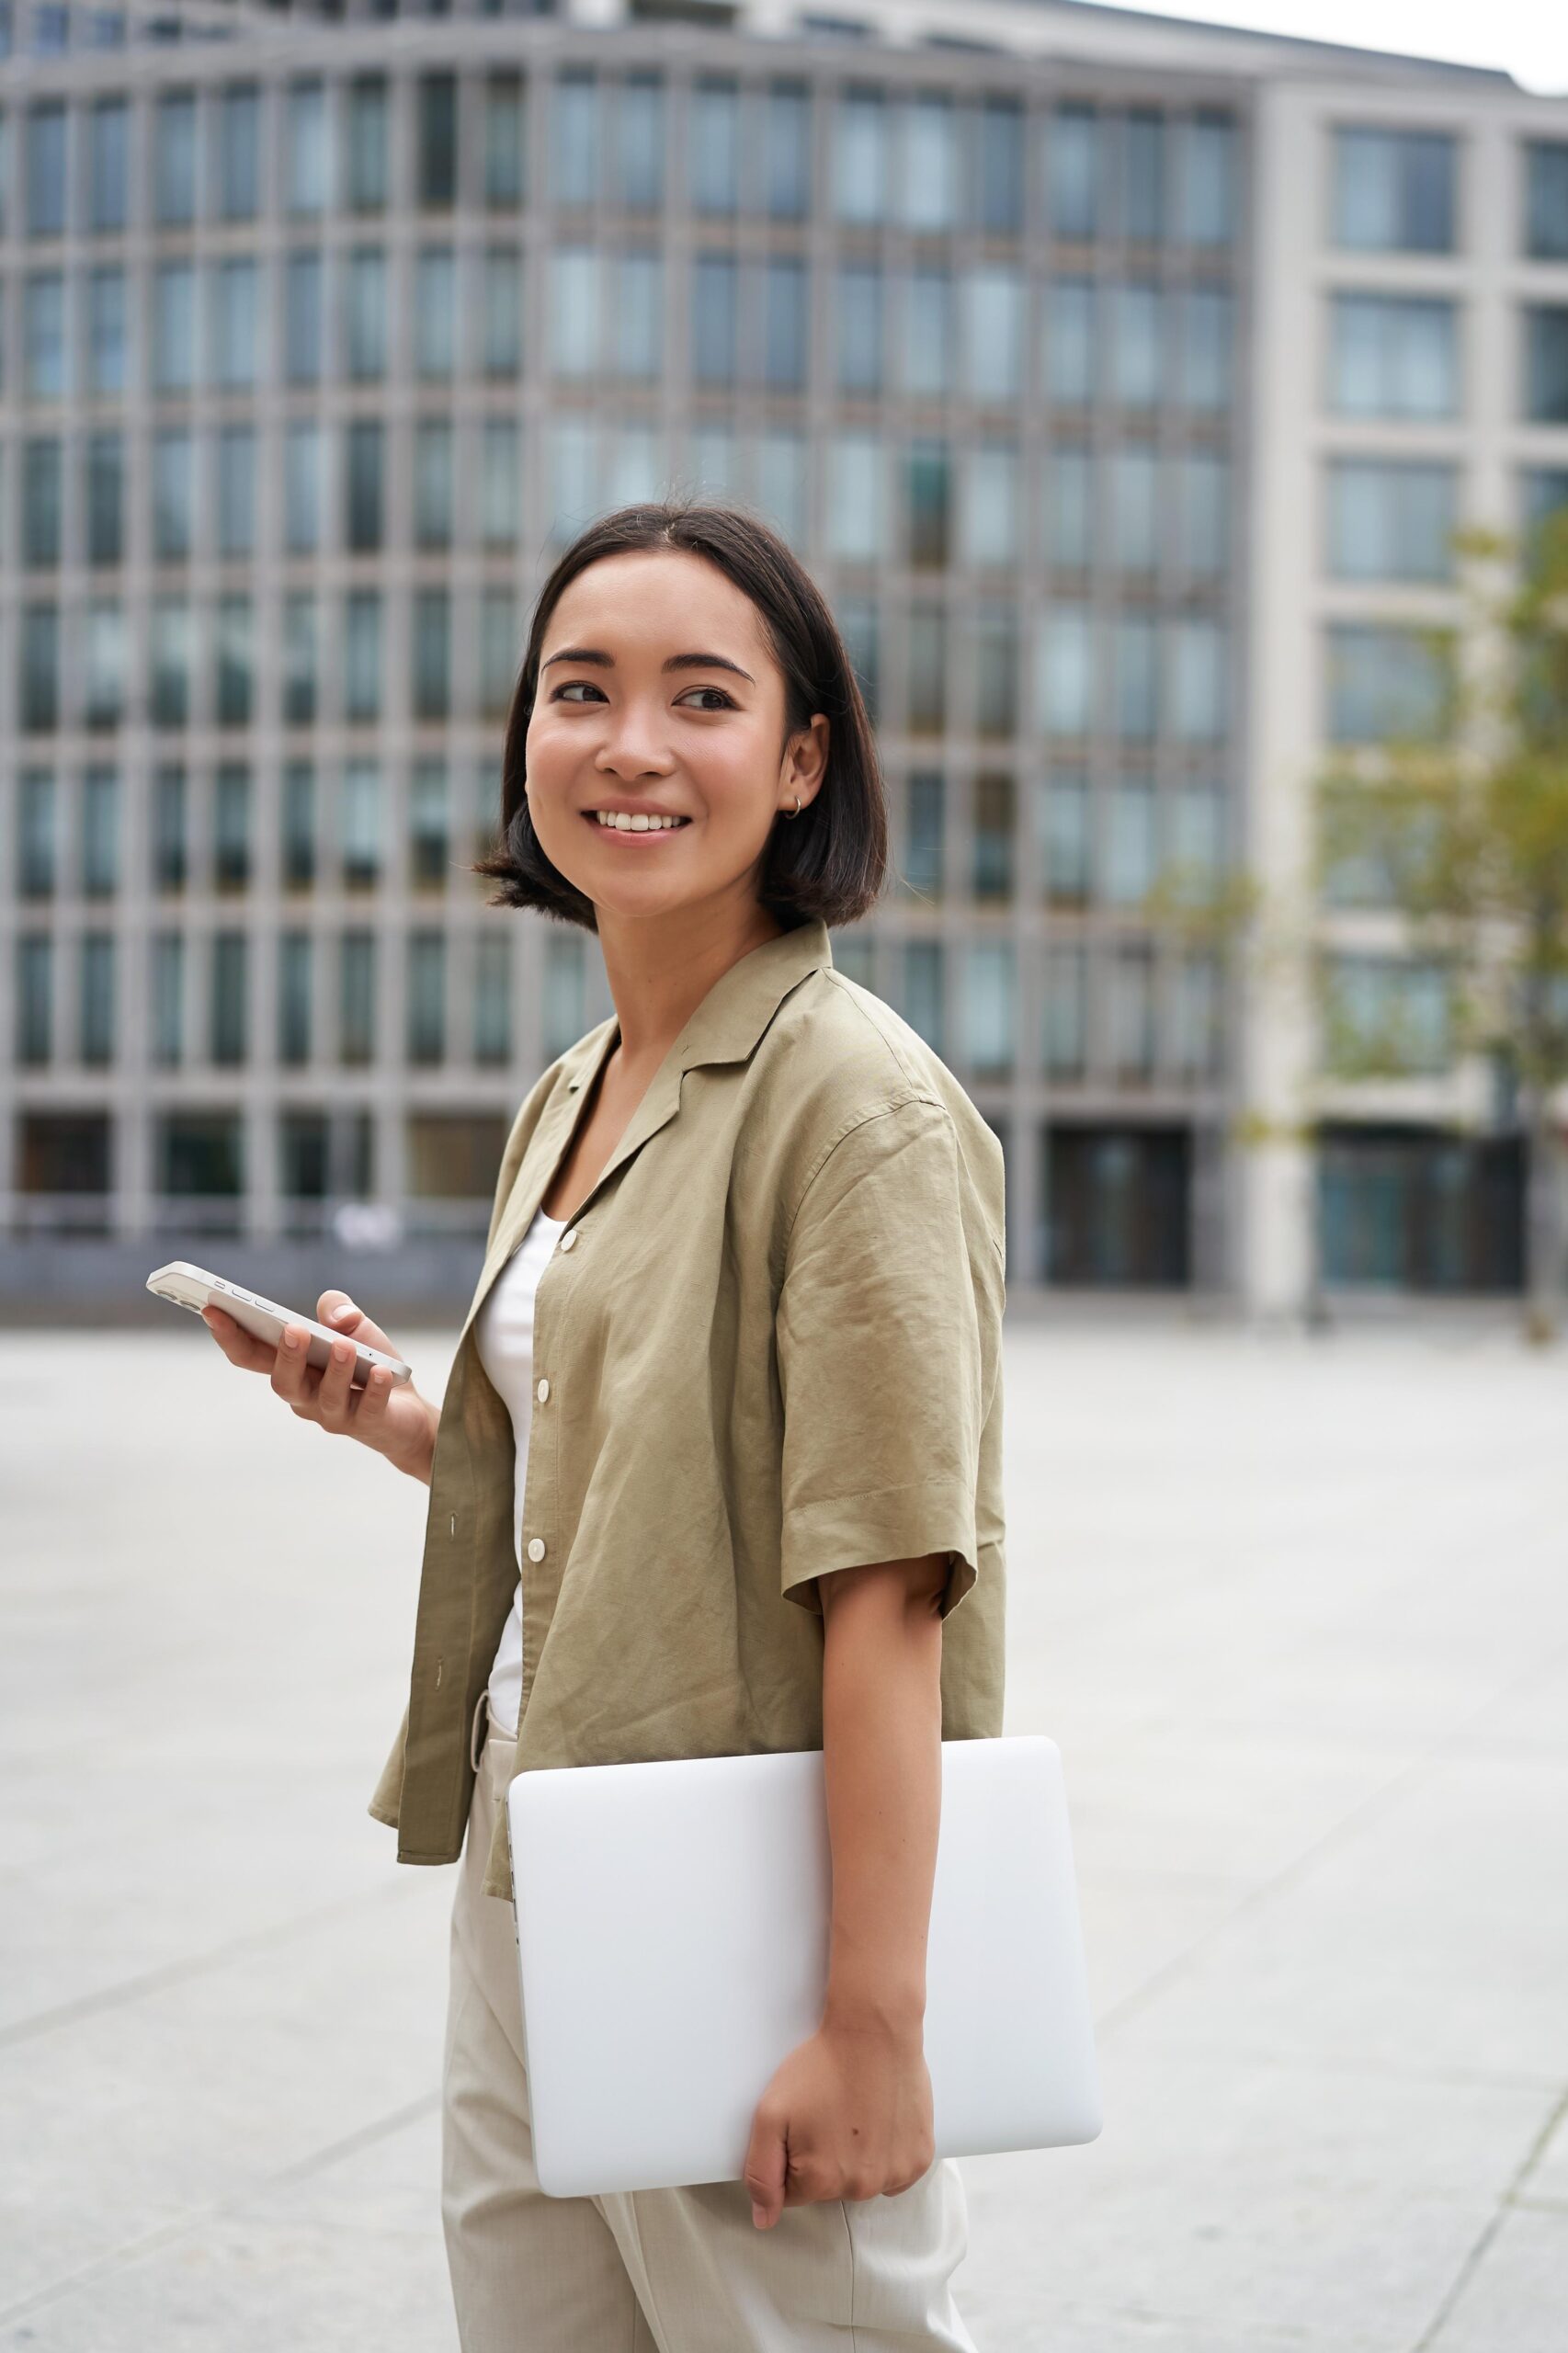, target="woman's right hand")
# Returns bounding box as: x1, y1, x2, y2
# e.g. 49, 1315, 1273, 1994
199, 1289, 441, 1486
